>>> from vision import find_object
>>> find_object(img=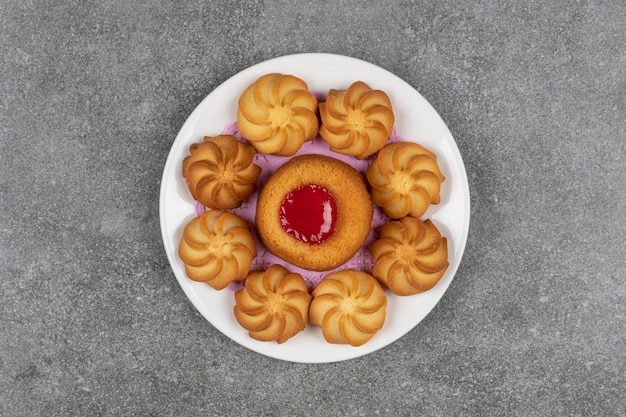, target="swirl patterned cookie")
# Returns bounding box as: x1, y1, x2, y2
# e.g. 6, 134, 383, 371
366, 141, 445, 219
309, 270, 387, 346
319, 81, 395, 159
182, 134, 261, 210
237, 73, 319, 156
369, 217, 448, 296
178, 209, 256, 290
234, 264, 312, 344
